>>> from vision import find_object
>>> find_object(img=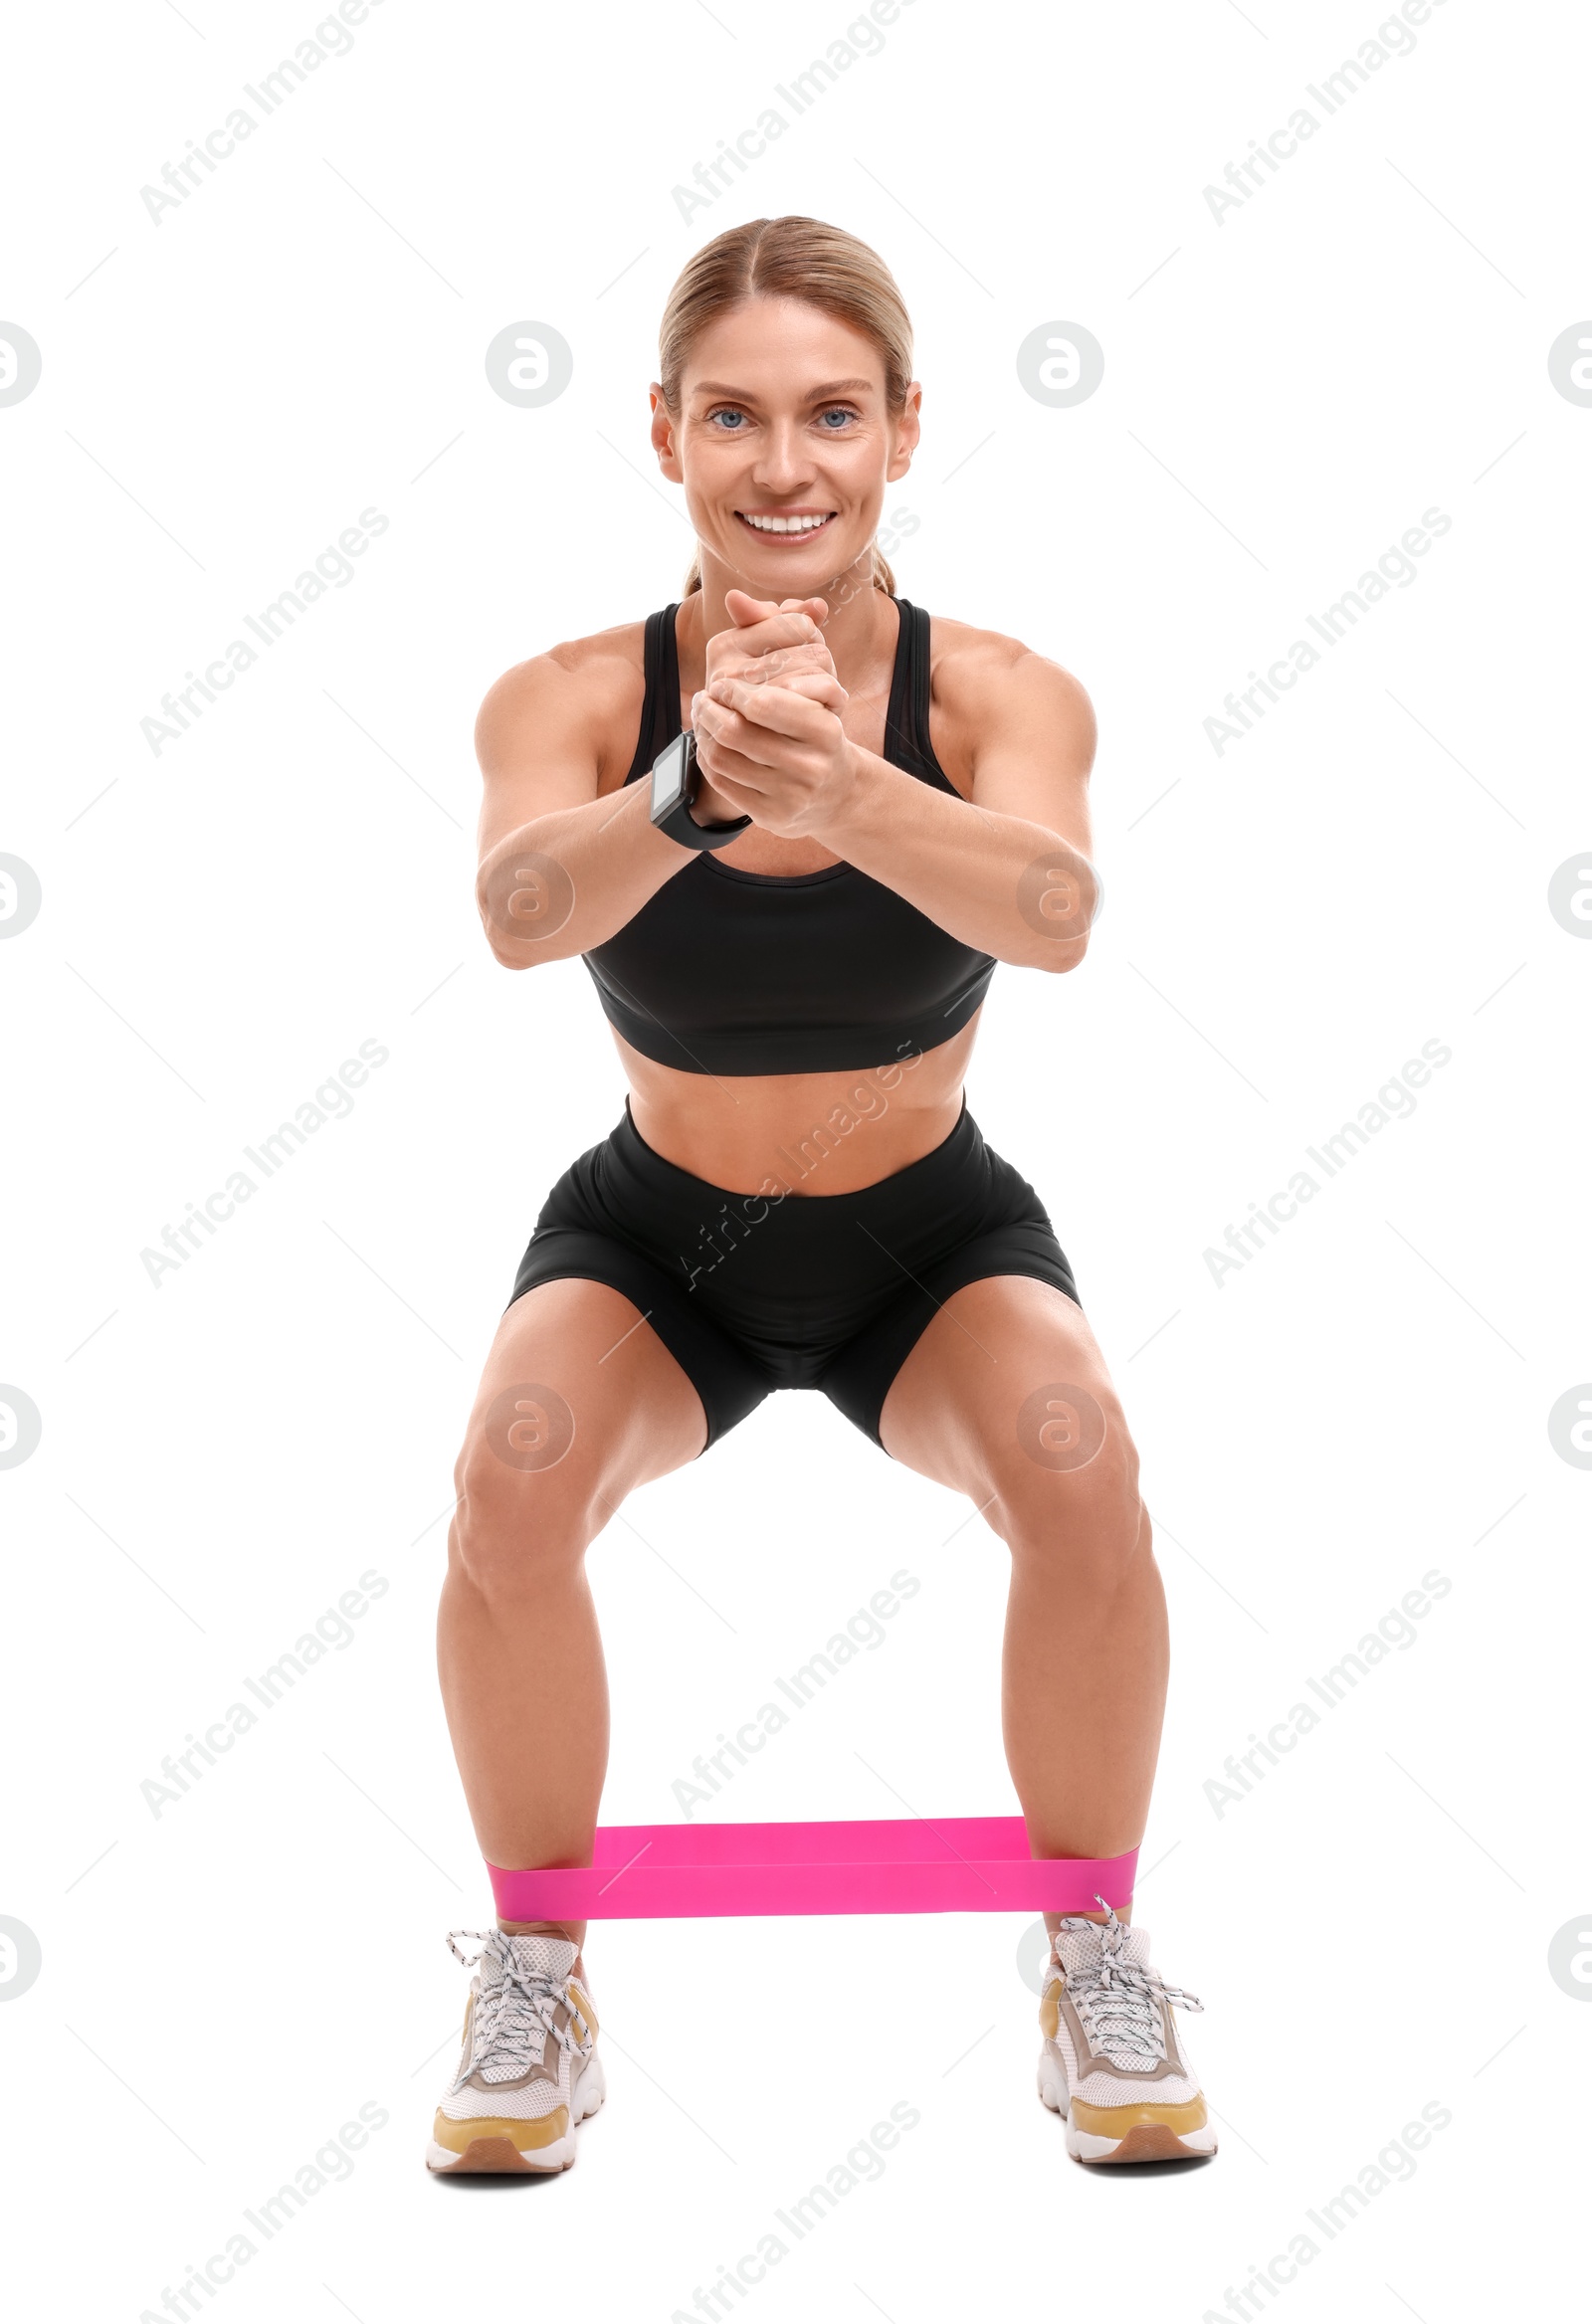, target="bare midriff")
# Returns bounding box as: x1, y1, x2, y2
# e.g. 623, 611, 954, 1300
617, 1015, 980, 1197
